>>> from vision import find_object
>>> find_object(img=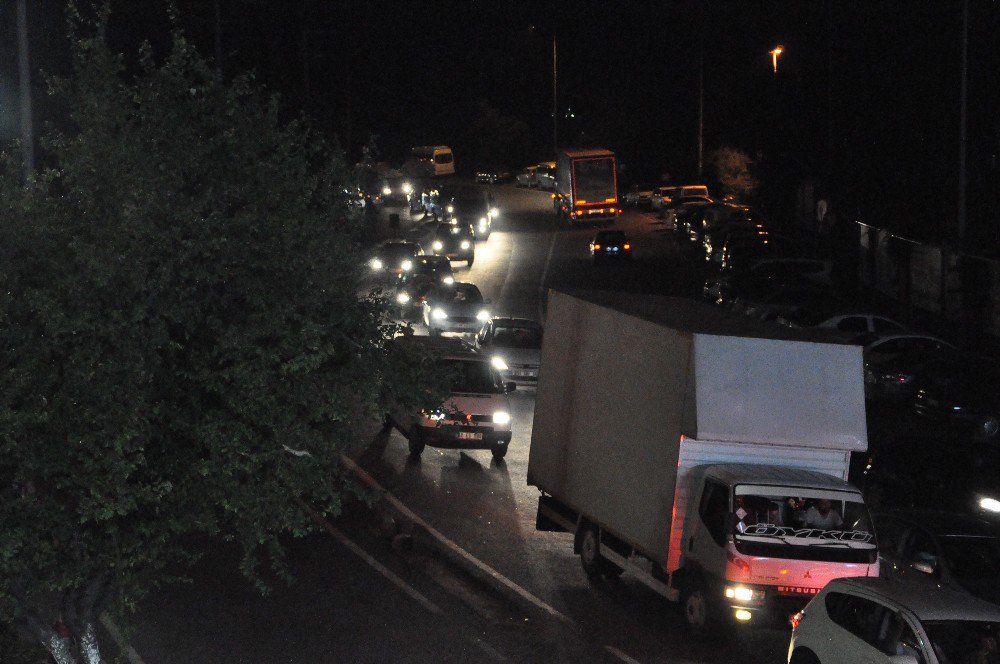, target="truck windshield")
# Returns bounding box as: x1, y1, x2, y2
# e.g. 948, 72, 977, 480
574, 158, 615, 203
731, 487, 877, 564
